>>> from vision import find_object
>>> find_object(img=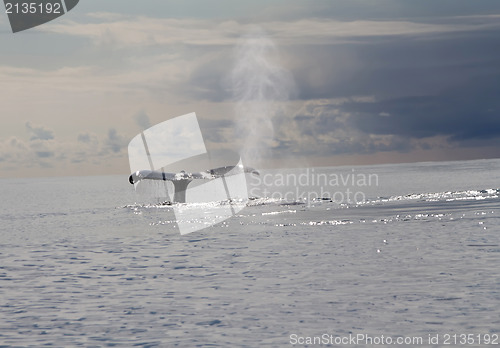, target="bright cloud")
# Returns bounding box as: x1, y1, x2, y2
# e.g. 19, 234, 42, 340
39, 15, 500, 47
